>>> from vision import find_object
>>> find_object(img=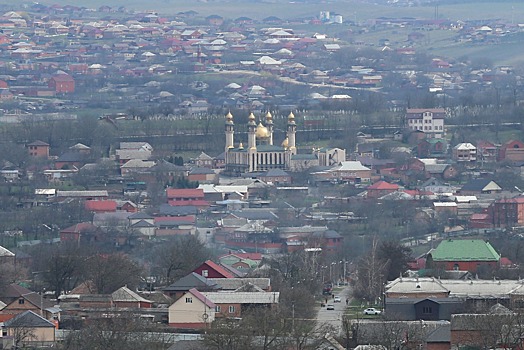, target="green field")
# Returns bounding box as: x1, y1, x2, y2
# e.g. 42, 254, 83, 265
10, 0, 524, 23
